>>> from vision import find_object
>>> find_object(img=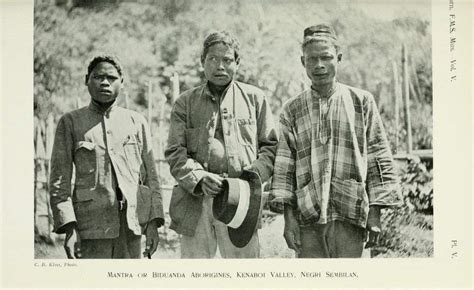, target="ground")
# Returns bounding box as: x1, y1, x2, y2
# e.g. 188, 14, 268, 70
35, 211, 432, 259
